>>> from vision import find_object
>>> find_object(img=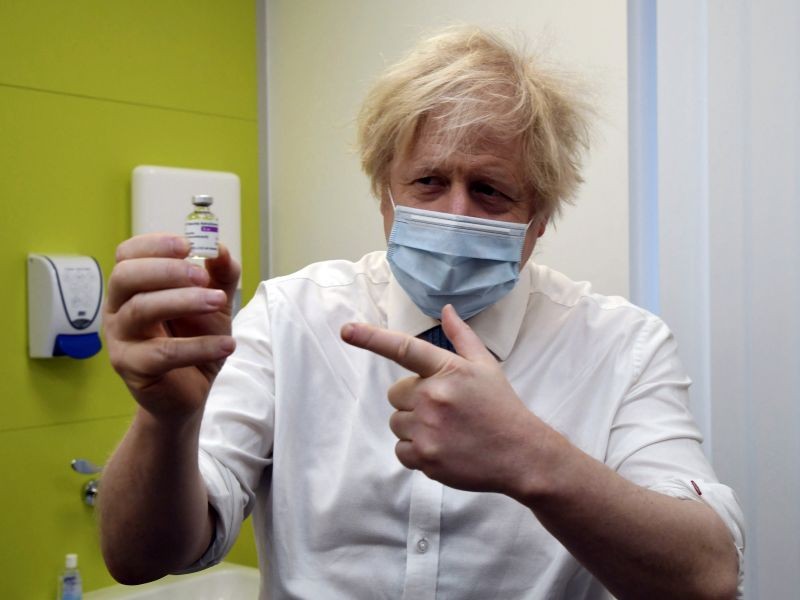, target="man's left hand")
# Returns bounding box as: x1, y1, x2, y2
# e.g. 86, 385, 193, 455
341, 304, 552, 497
